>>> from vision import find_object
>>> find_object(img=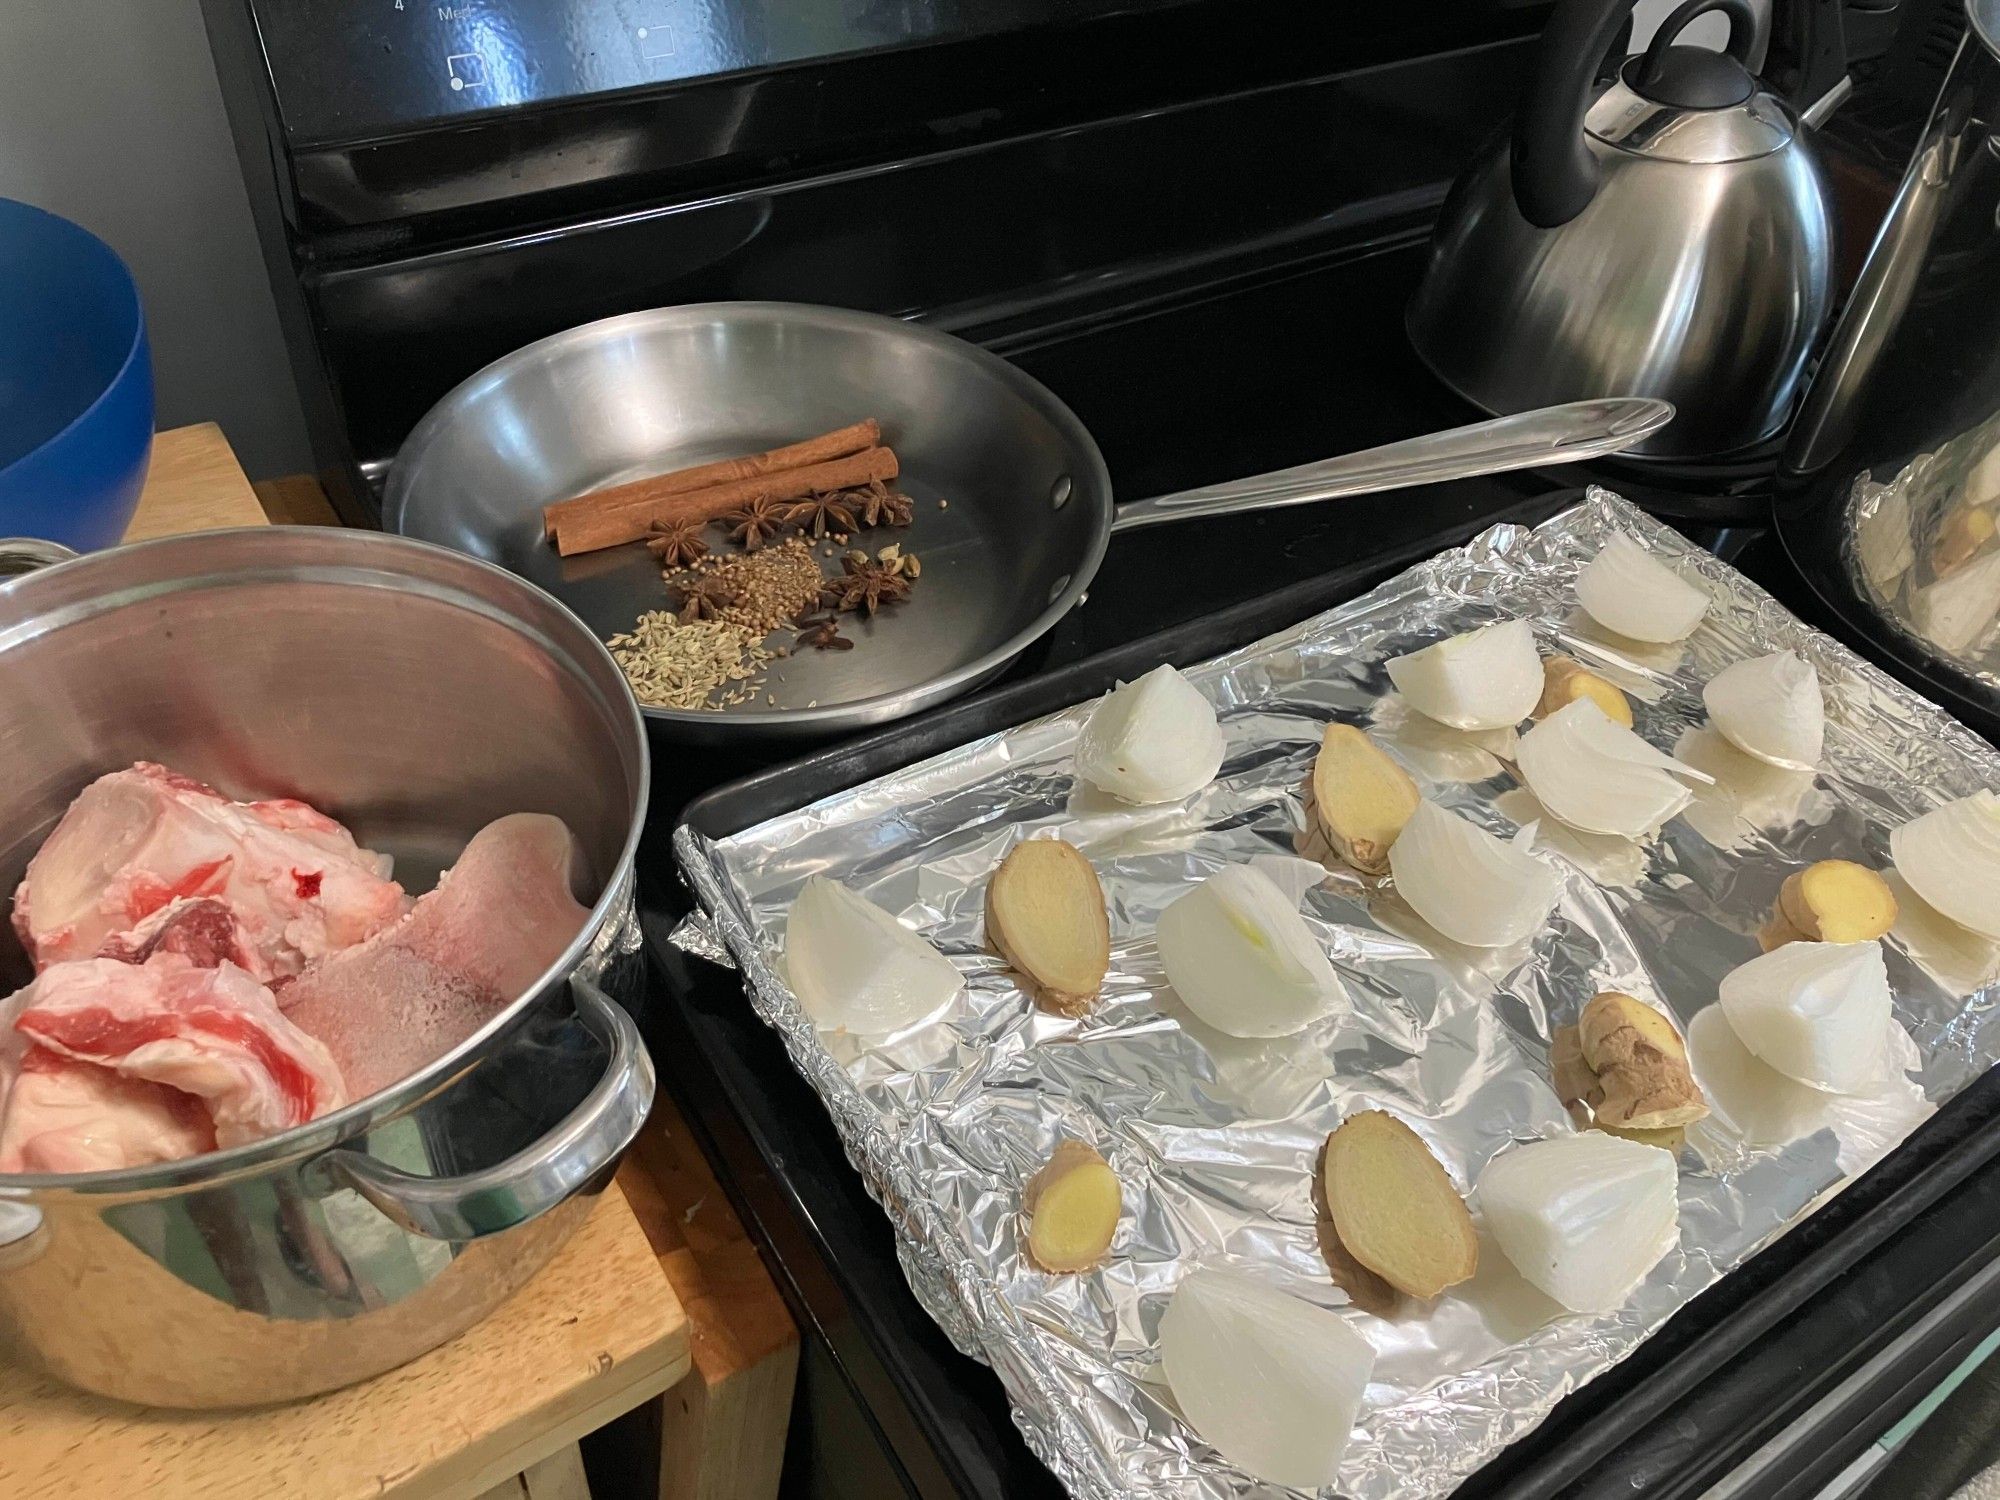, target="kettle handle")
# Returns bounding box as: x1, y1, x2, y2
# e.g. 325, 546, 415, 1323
1636, 0, 1760, 91
1514, 0, 1655, 229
